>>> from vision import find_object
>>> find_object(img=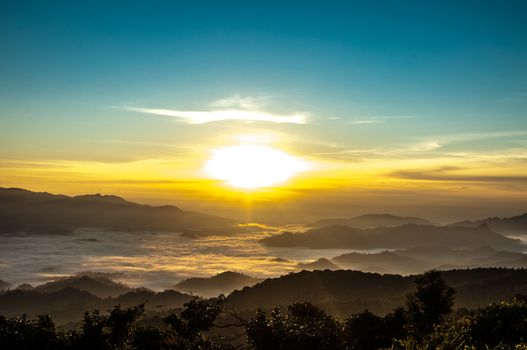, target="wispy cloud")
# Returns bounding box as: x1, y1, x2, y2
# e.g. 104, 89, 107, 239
348, 119, 383, 125
117, 96, 307, 124
347, 115, 414, 125
408, 141, 442, 152
393, 167, 527, 184
209, 94, 270, 110
422, 130, 527, 144
408, 130, 527, 152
